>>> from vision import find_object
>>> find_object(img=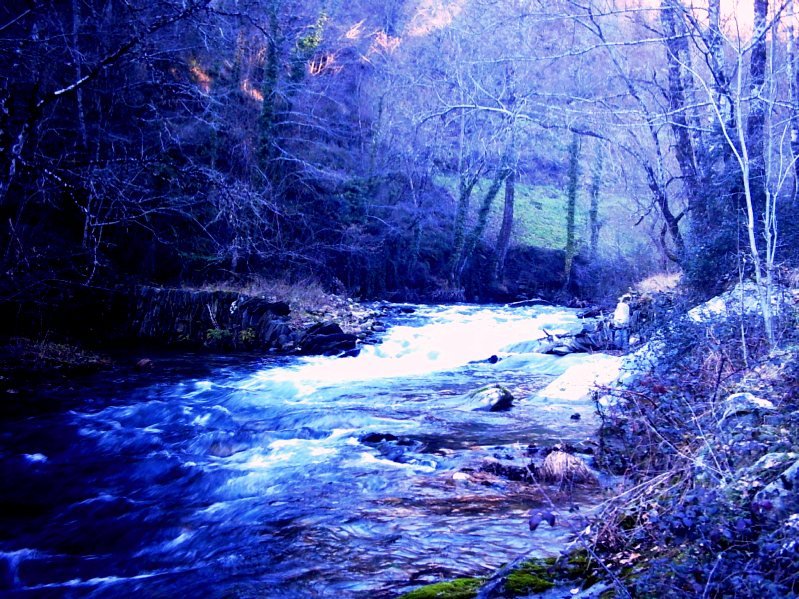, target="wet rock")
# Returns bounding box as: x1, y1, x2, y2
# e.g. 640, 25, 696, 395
297, 321, 358, 356
528, 510, 557, 531
462, 384, 514, 412
302, 321, 344, 337
469, 354, 500, 365
208, 442, 249, 458
360, 432, 399, 444
237, 297, 291, 318
538, 451, 597, 485
479, 457, 536, 483
531, 320, 618, 356
135, 358, 153, 370
507, 298, 552, 308
577, 306, 604, 319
